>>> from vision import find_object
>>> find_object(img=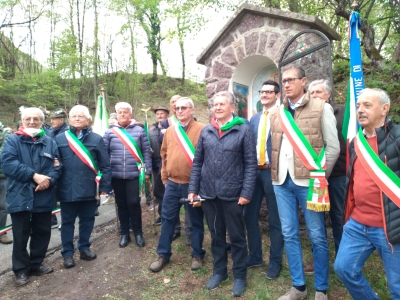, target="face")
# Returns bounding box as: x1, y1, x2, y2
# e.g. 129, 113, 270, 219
22, 112, 42, 129
117, 108, 133, 126
155, 110, 168, 122
175, 100, 194, 124
50, 118, 65, 129
309, 83, 331, 102
213, 96, 234, 122
282, 68, 306, 101
259, 84, 280, 108
170, 96, 180, 113
356, 92, 389, 130
69, 111, 90, 130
